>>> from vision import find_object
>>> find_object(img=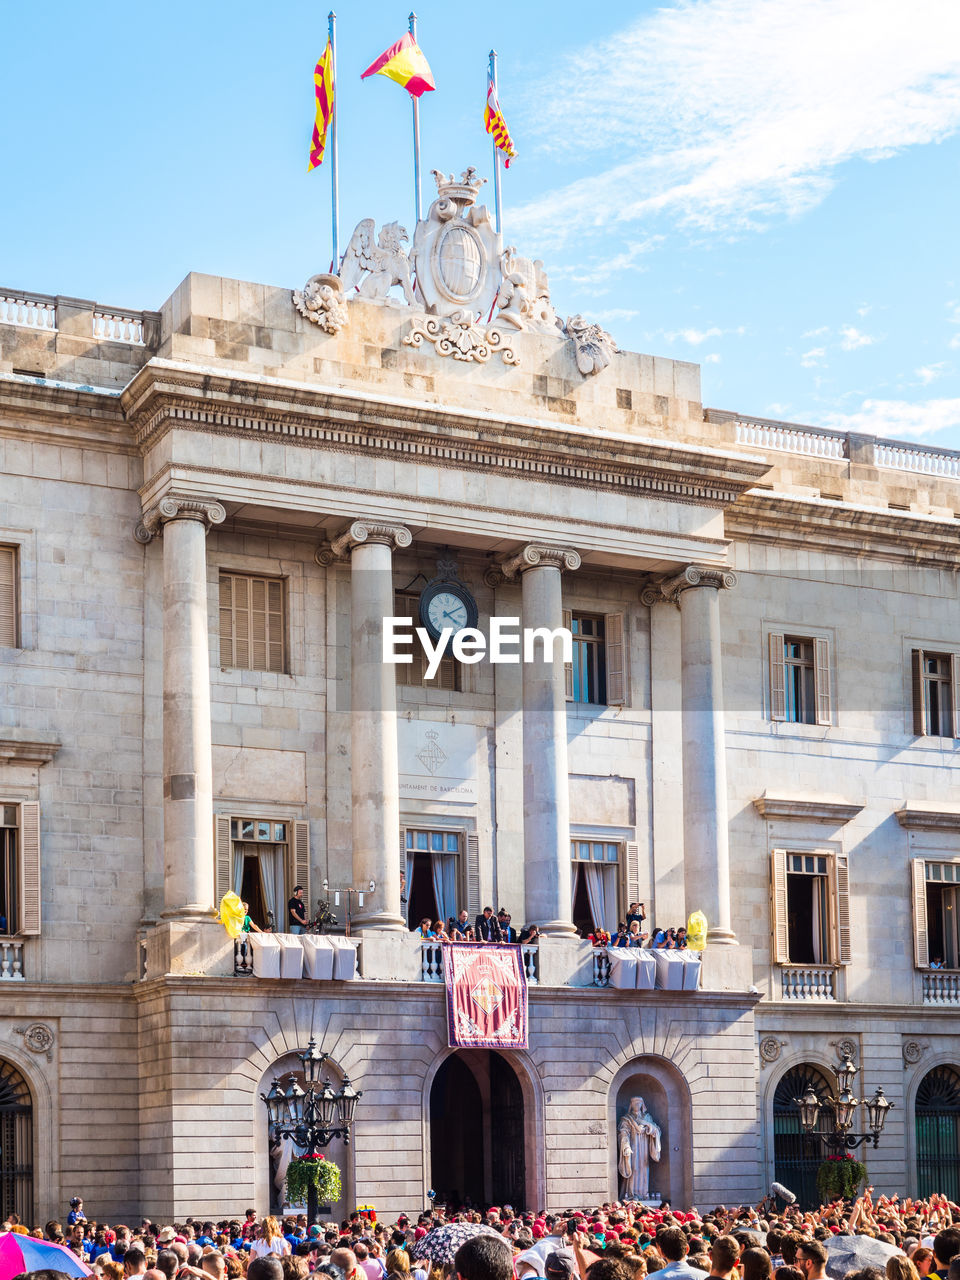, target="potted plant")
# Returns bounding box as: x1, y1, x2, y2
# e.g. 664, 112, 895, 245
816, 1152, 866, 1201
285, 1153, 342, 1208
